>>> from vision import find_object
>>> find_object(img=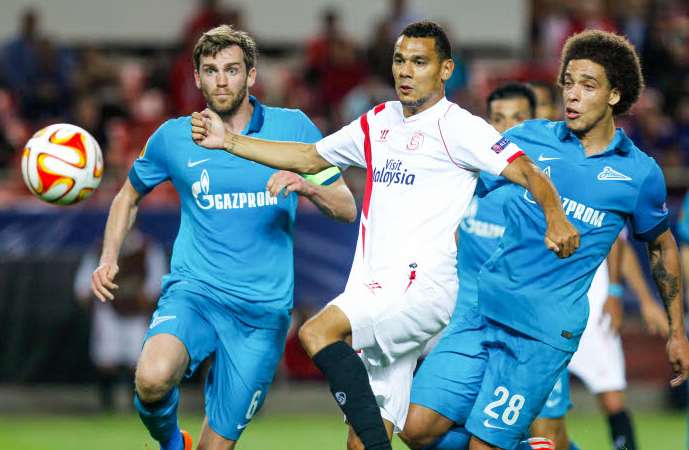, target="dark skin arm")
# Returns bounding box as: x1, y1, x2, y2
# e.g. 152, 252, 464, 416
647, 229, 689, 386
